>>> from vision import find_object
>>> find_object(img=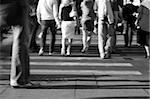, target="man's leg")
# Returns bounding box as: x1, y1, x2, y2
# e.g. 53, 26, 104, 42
98, 21, 105, 59
10, 25, 30, 86
49, 20, 56, 54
